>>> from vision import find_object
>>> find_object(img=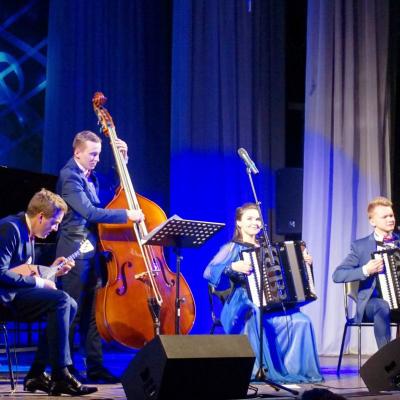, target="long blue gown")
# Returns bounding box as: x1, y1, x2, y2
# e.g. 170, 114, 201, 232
203, 242, 323, 383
